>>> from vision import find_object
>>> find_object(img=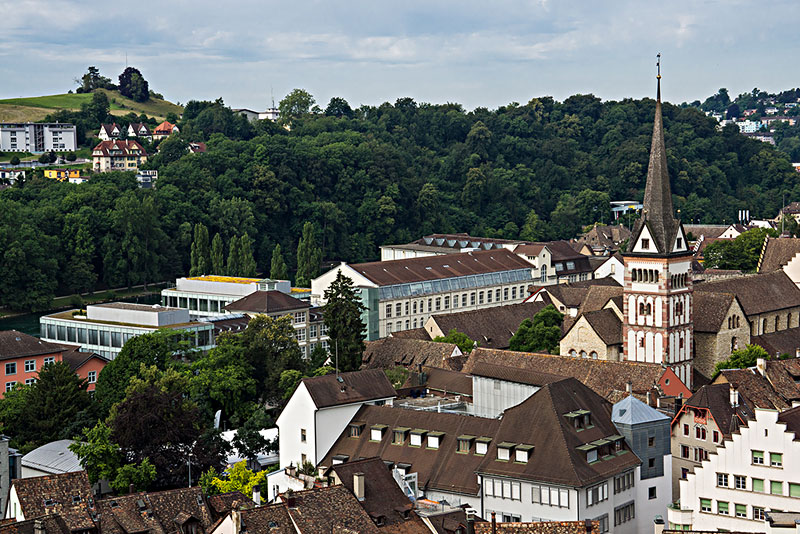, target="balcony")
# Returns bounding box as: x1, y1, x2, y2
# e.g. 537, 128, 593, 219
667, 501, 693, 525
